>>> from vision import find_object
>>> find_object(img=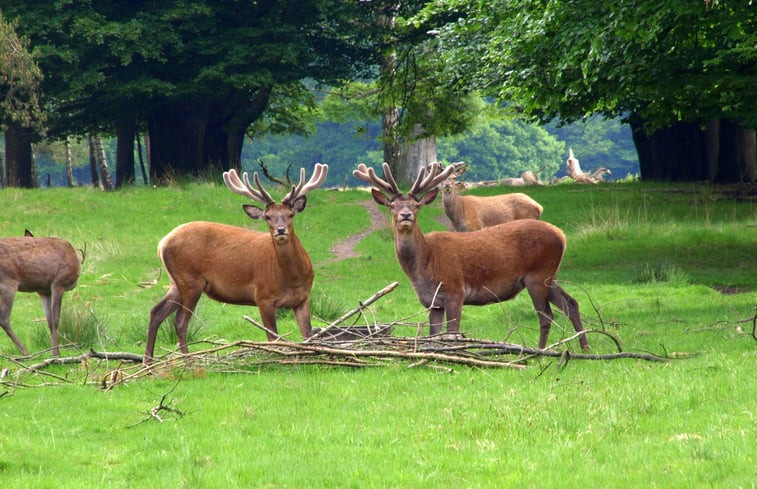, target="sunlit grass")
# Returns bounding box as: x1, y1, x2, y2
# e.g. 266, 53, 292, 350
0, 180, 755, 488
